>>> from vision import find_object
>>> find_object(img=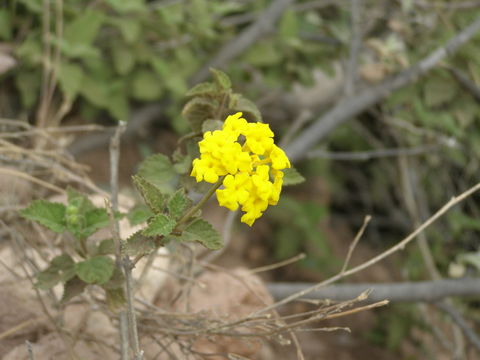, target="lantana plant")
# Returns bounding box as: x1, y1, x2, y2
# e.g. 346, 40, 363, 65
19, 69, 304, 307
